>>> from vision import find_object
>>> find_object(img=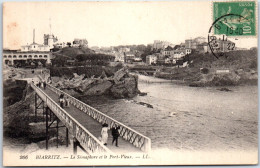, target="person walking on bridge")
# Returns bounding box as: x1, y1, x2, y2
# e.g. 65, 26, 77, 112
59, 94, 65, 108
112, 125, 120, 147
101, 123, 109, 146
41, 81, 44, 88
64, 96, 70, 107
43, 81, 46, 90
